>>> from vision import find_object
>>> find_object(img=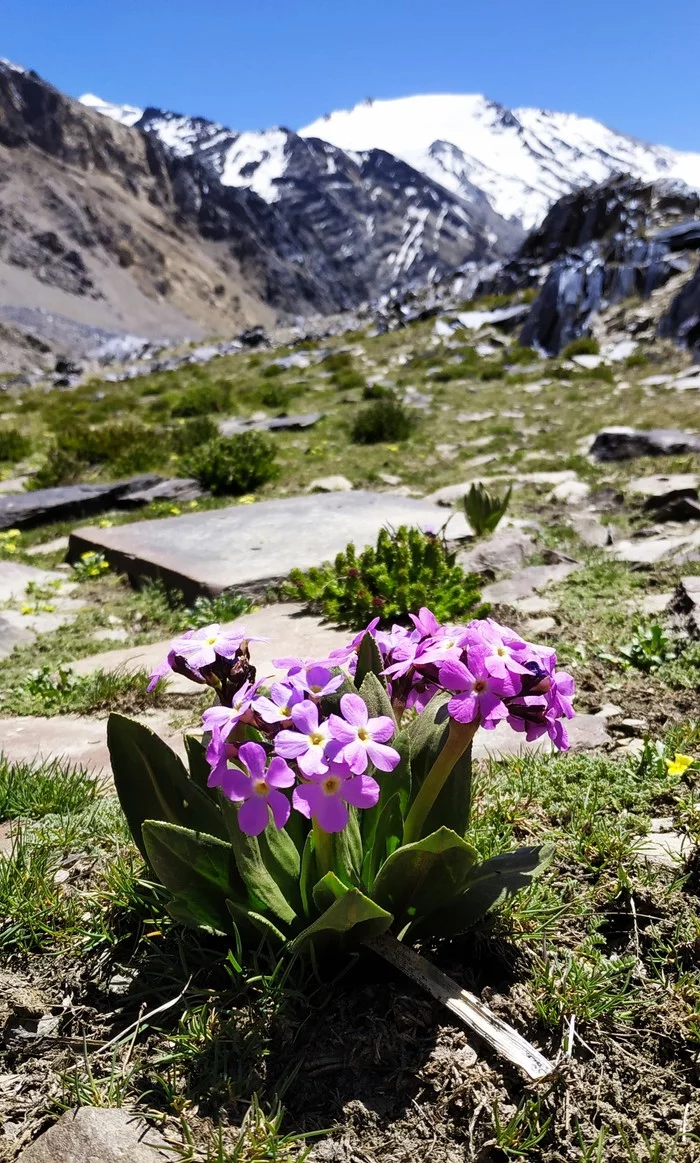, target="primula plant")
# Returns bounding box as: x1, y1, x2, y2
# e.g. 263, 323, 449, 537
108, 610, 575, 952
